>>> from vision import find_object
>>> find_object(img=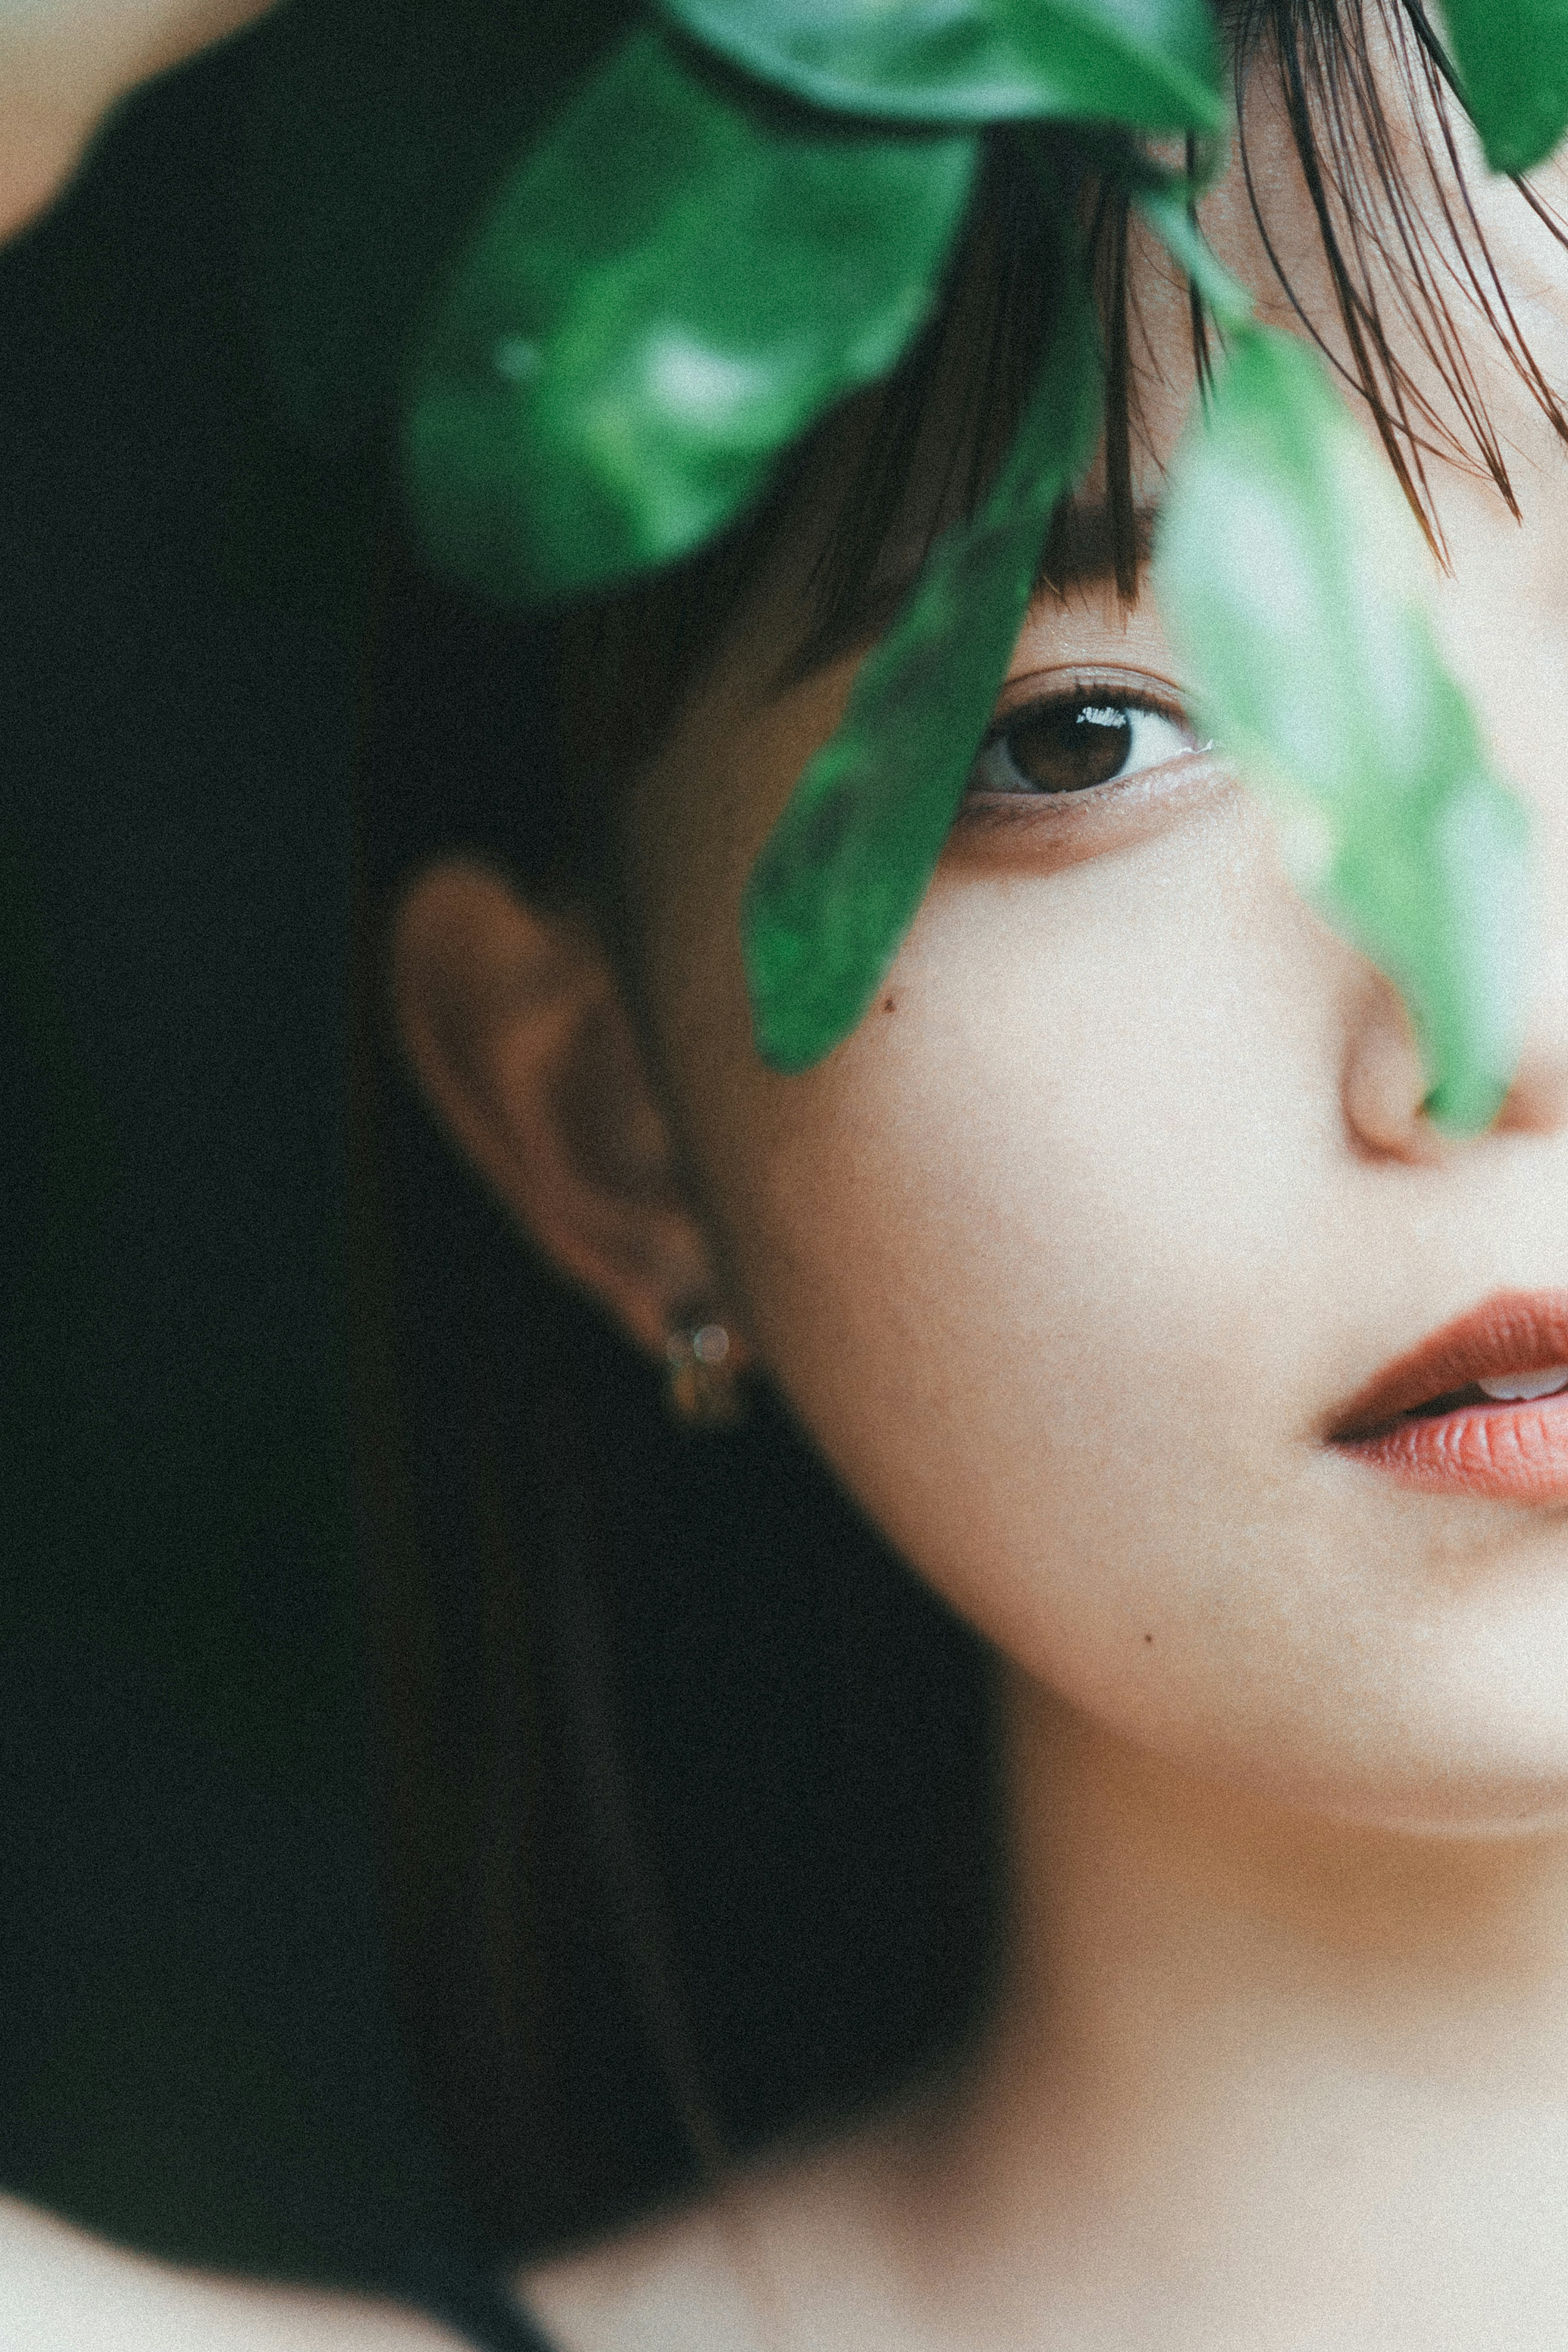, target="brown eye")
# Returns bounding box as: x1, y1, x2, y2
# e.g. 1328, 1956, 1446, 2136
969, 697, 1197, 797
